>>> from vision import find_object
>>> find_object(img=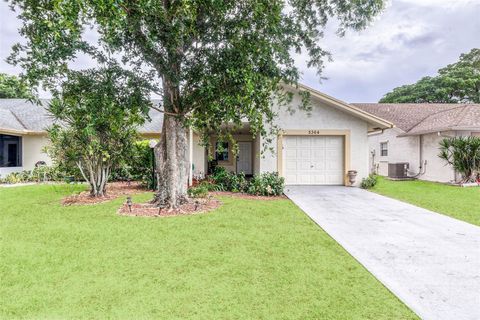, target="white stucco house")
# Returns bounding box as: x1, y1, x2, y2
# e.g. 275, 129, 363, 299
0, 84, 393, 186
353, 103, 480, 183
